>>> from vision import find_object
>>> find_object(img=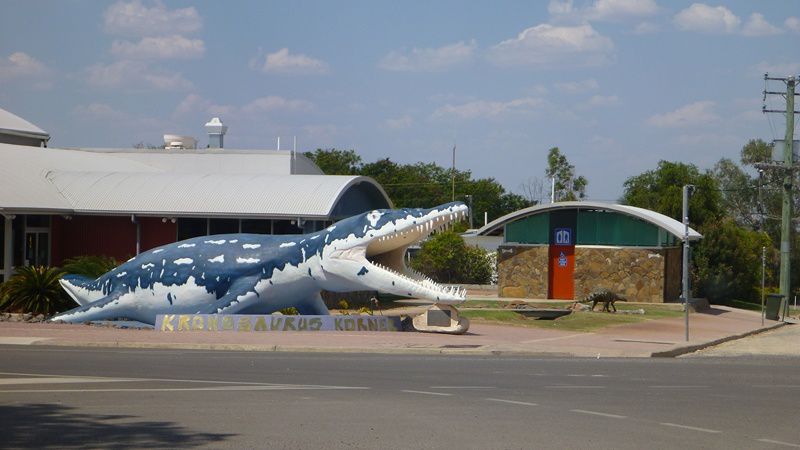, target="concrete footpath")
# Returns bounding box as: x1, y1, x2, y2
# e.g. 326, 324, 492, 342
0, 305, 792, 358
